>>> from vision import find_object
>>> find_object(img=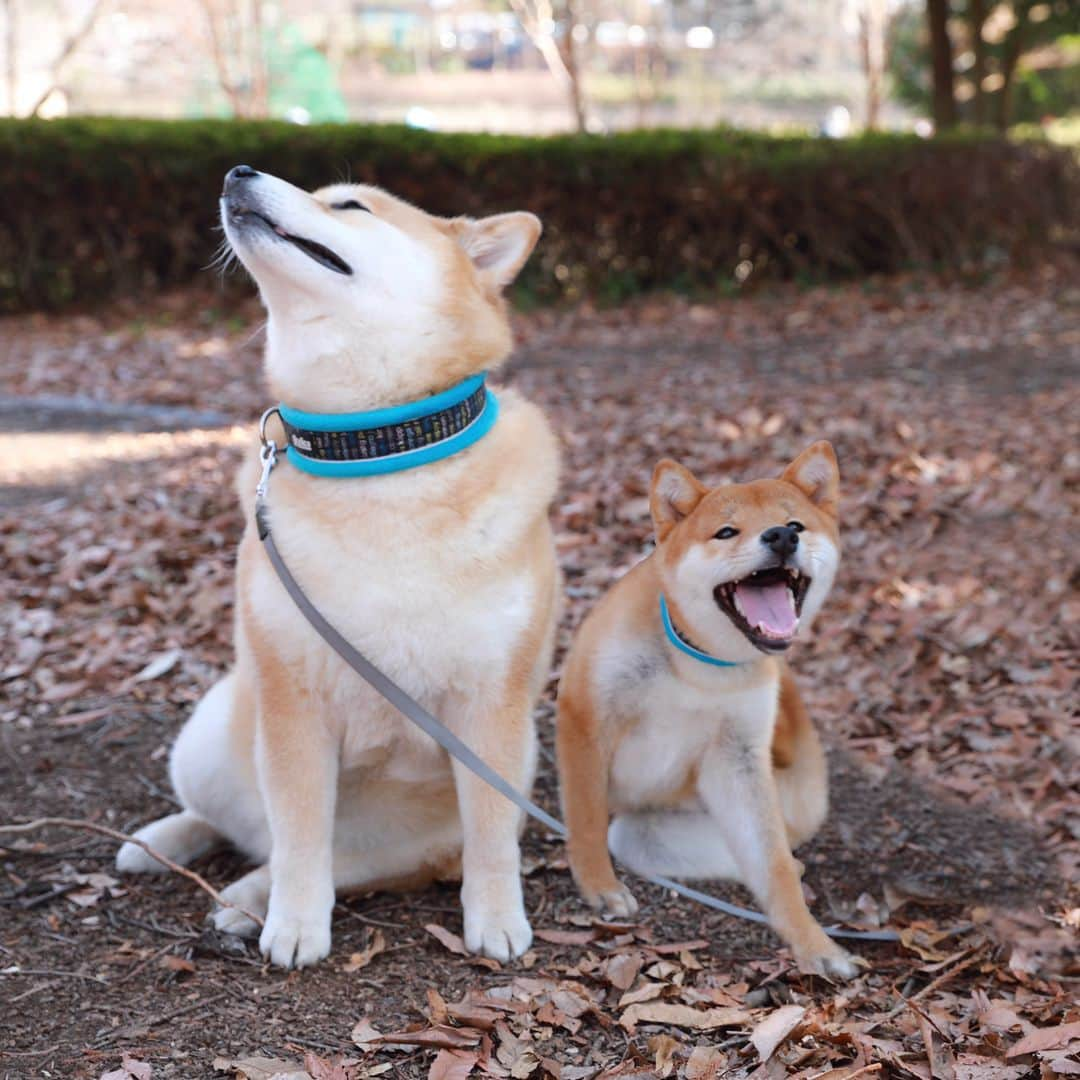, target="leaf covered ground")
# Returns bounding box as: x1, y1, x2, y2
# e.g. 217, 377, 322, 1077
1, 268, 1077, 1079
